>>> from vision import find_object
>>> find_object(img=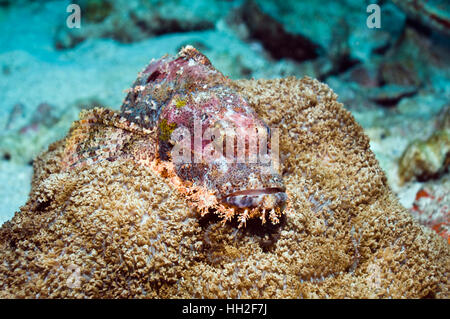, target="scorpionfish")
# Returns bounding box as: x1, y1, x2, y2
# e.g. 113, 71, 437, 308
62, 46, 287, 226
